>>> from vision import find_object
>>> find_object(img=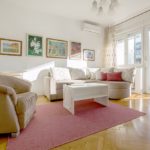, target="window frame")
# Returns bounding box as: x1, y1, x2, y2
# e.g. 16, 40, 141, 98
115, 30, 143, 67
